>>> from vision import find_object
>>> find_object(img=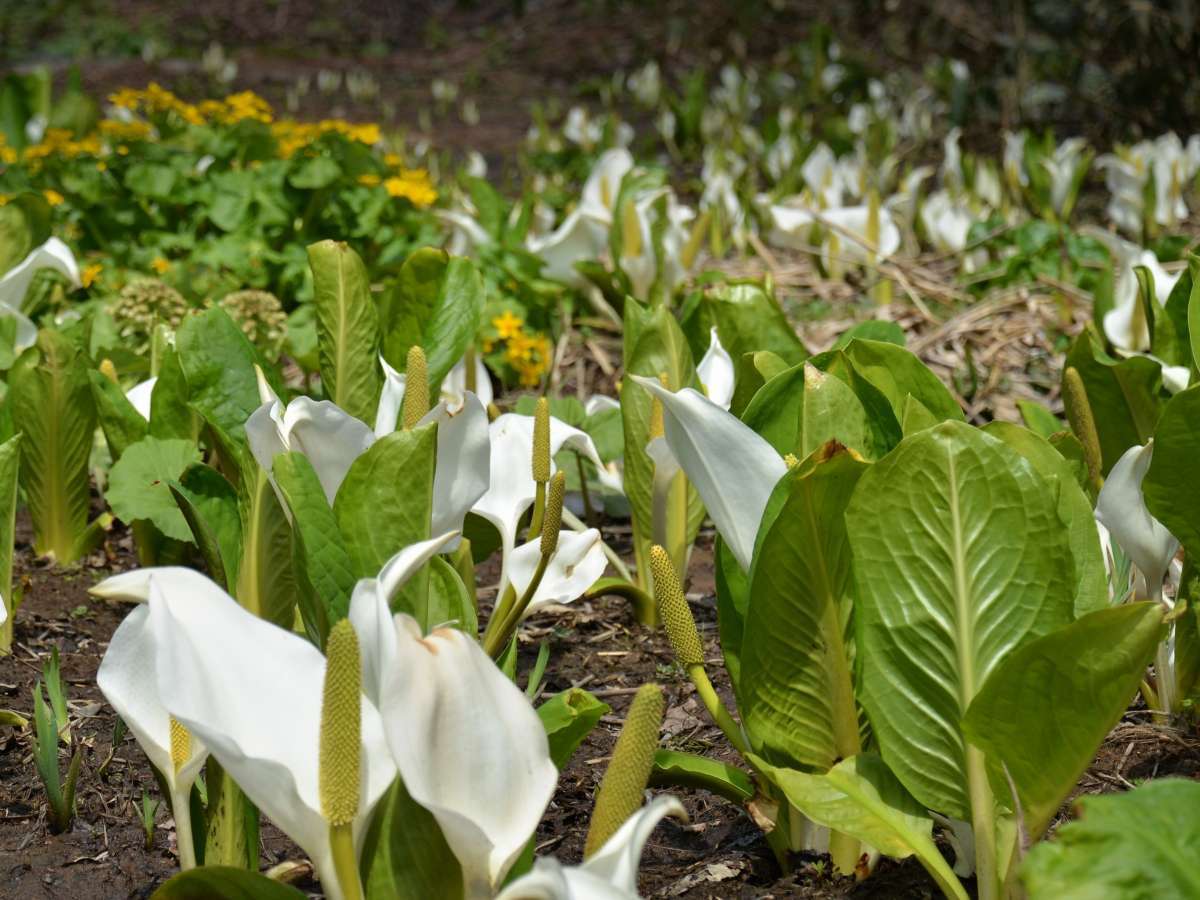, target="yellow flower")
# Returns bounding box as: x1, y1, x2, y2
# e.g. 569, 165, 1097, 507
0, 195, 8, 206
0, 146, 16, 164
384, 152, 402, 167
81, 263, 103, 288
43, 189, 64, 206
492, 311, 524, 340
358, 173, 381, 187
150, 257, 171, 274
96, 160, 108, 172
383, 170, 437, 208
